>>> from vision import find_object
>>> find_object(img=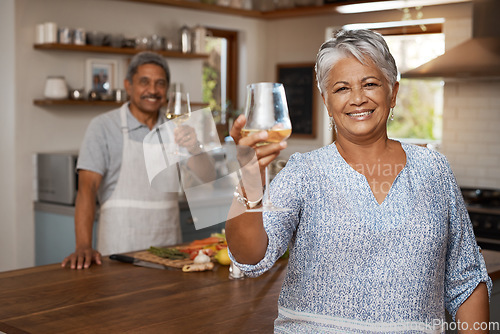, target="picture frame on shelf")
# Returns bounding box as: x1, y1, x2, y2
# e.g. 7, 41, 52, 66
85, 58, 118, 95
